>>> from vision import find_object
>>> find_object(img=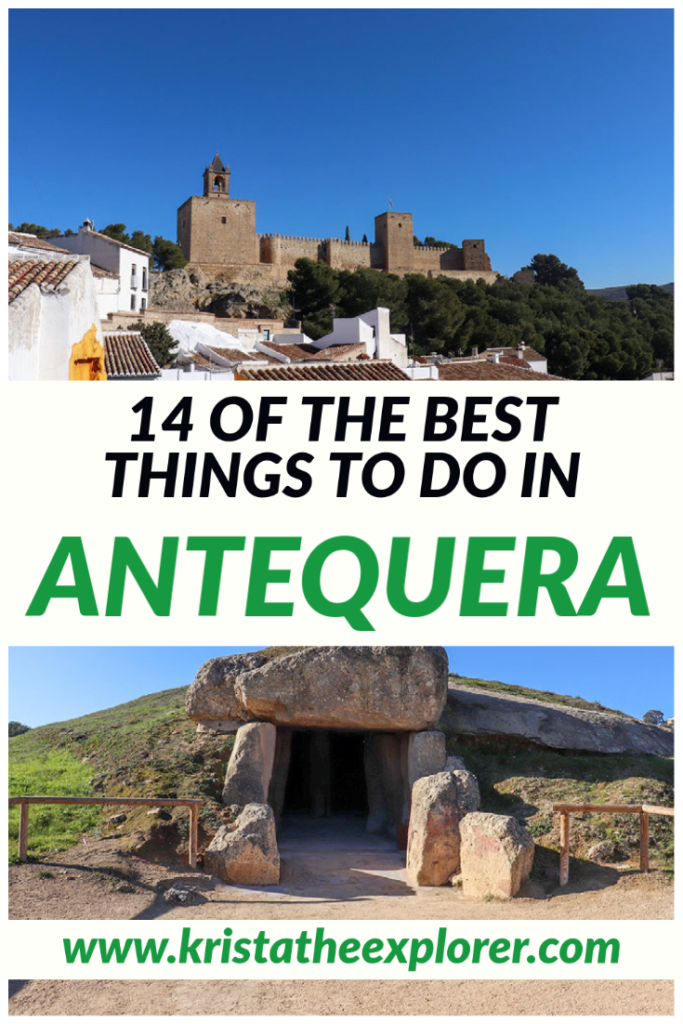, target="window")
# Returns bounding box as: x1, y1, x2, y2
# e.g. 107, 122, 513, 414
142, 268, 148, 290
263, 329, 270, 341
222, 217, 227, 225
131, 263, 137, 274
141, 297, 147, 311
130, 295, 136, 311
